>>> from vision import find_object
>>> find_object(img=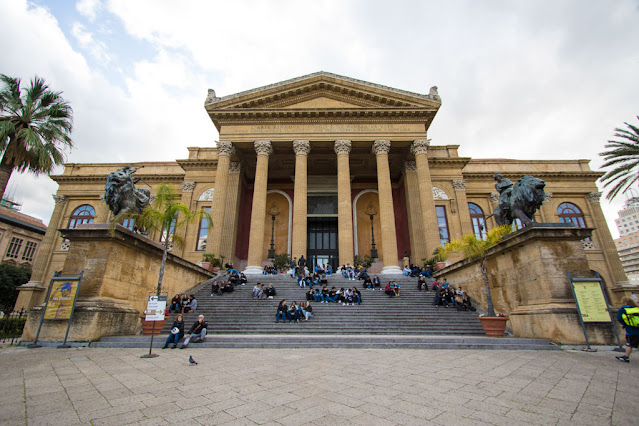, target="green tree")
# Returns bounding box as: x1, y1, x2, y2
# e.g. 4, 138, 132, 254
599, 116, 639, 200
112, 184, 210, 296
0, 75, 73, 200
439, 225, 512, 316
0, 263, 31, 312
